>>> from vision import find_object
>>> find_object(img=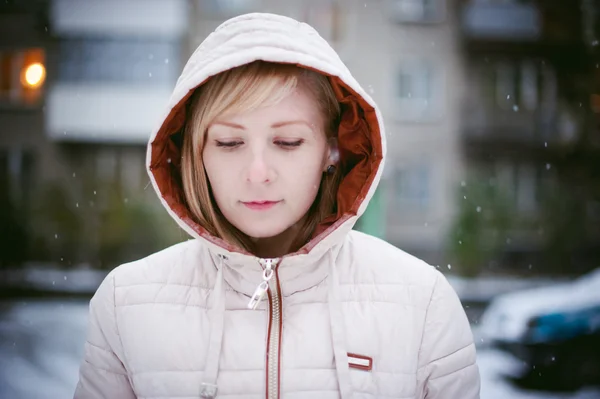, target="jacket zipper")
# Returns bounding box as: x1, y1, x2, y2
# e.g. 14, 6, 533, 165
248, 258, 282, 399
